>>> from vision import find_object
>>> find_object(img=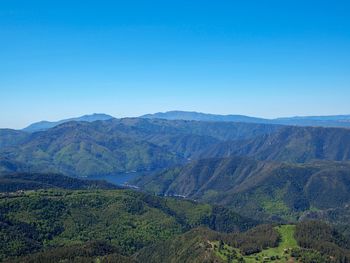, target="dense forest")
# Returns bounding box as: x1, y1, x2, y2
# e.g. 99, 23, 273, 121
0, 185, 258, 261
0, 172, 119, 192
134, 156, 350, 222
0, 183, 349, 262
